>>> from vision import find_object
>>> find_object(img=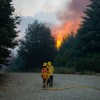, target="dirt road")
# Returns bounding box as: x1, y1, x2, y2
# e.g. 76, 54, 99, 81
0, 73, 100, 100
